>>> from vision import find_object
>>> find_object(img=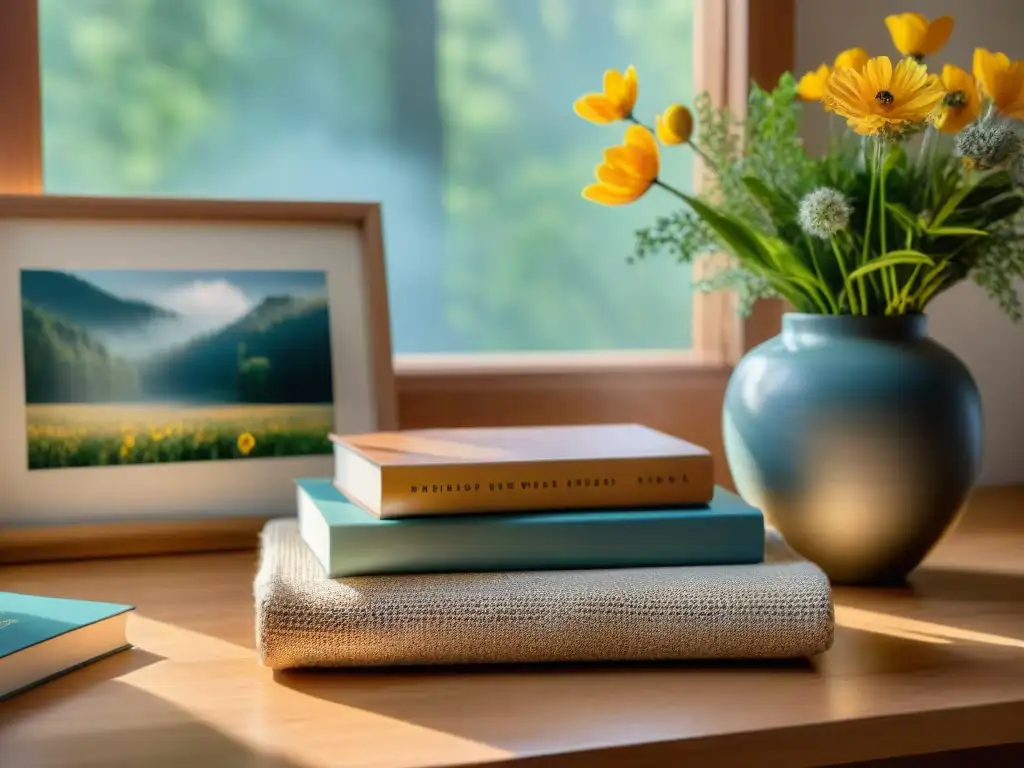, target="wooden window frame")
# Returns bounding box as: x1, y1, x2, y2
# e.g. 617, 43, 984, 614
0, 0, 793, 495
